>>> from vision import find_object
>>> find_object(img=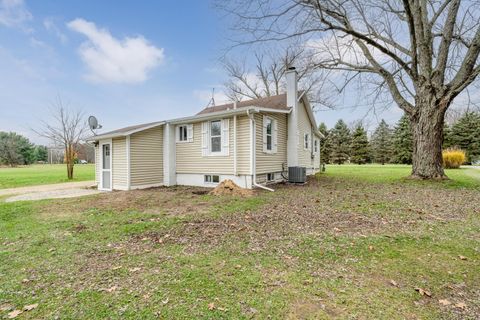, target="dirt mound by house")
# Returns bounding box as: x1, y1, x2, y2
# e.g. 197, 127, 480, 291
209, 179, 254, 197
